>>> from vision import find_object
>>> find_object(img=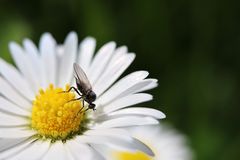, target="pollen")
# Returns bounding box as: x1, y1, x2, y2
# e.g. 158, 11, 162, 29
112, 151, 153, 160
31, 84, 87, 141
